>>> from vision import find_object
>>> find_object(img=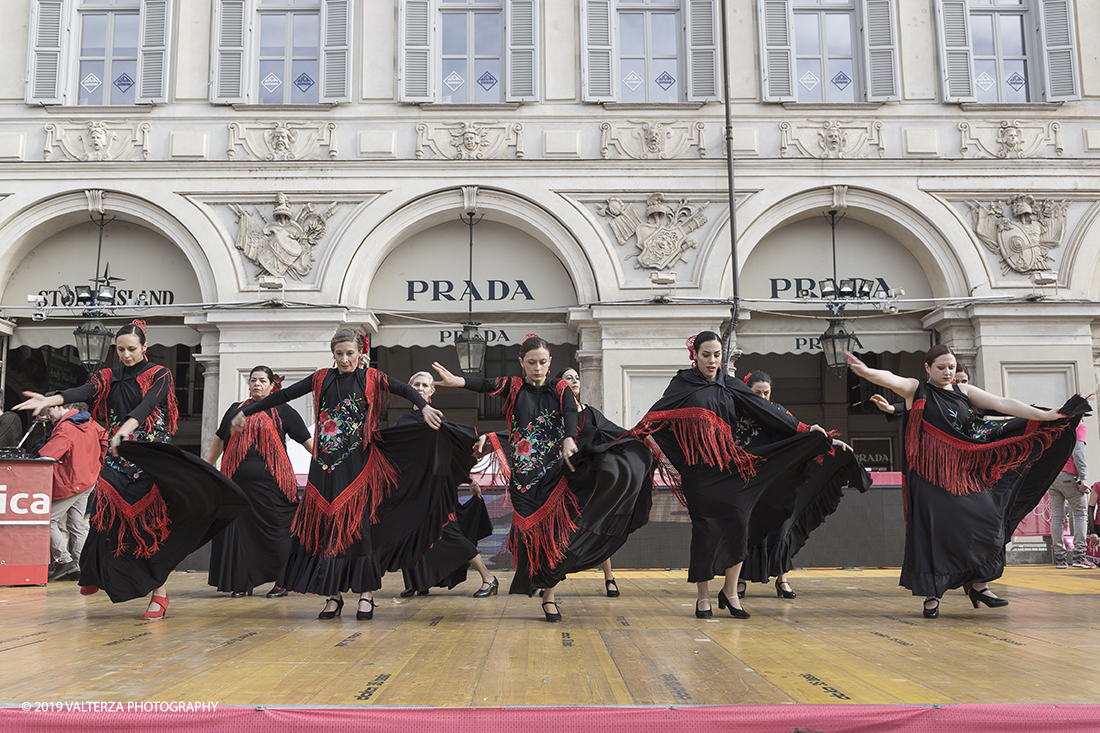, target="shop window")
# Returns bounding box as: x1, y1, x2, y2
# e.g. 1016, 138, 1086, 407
758, 0, 898, 103
399, 0, 536, 103
478, 344, 519, 420
934, 0, 1078, 103
847, 351, 883, 415
26, 0, 171, 105
581, 0, 718, 102
211, 0, 350, 104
